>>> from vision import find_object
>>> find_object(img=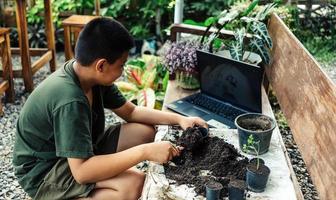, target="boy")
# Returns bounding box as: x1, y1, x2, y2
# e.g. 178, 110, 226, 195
13, 17, 206, 200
